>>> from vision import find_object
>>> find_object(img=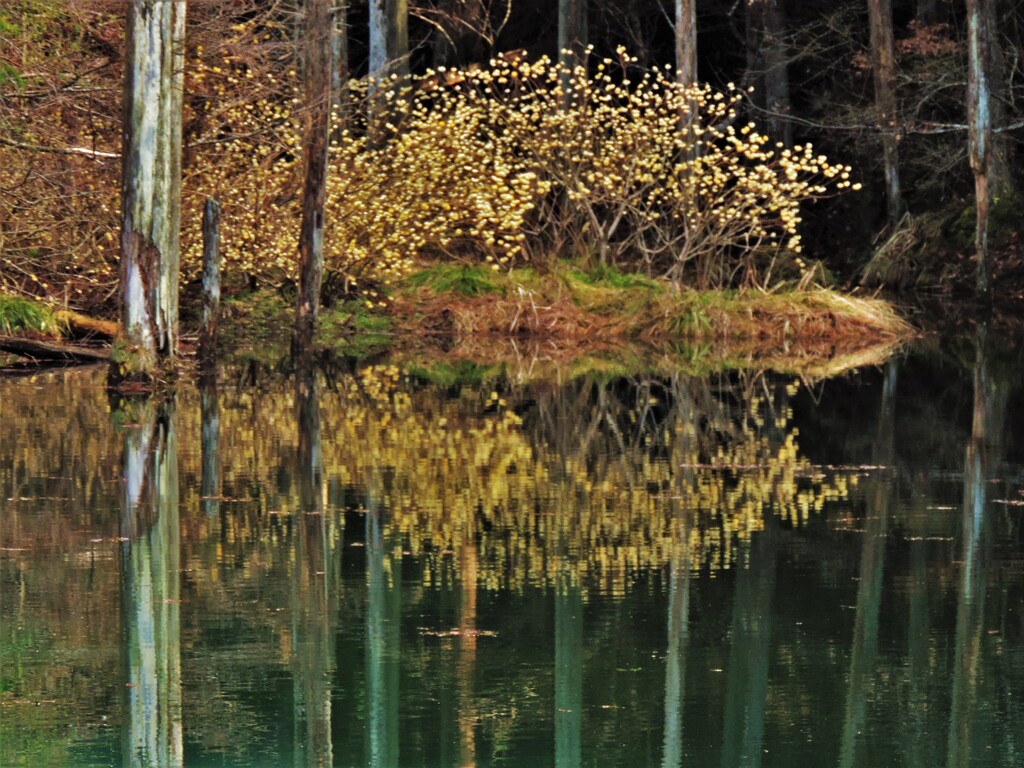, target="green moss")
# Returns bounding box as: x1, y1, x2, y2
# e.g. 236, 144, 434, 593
949, 191, 1022, 250
402, 264, 503, 296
